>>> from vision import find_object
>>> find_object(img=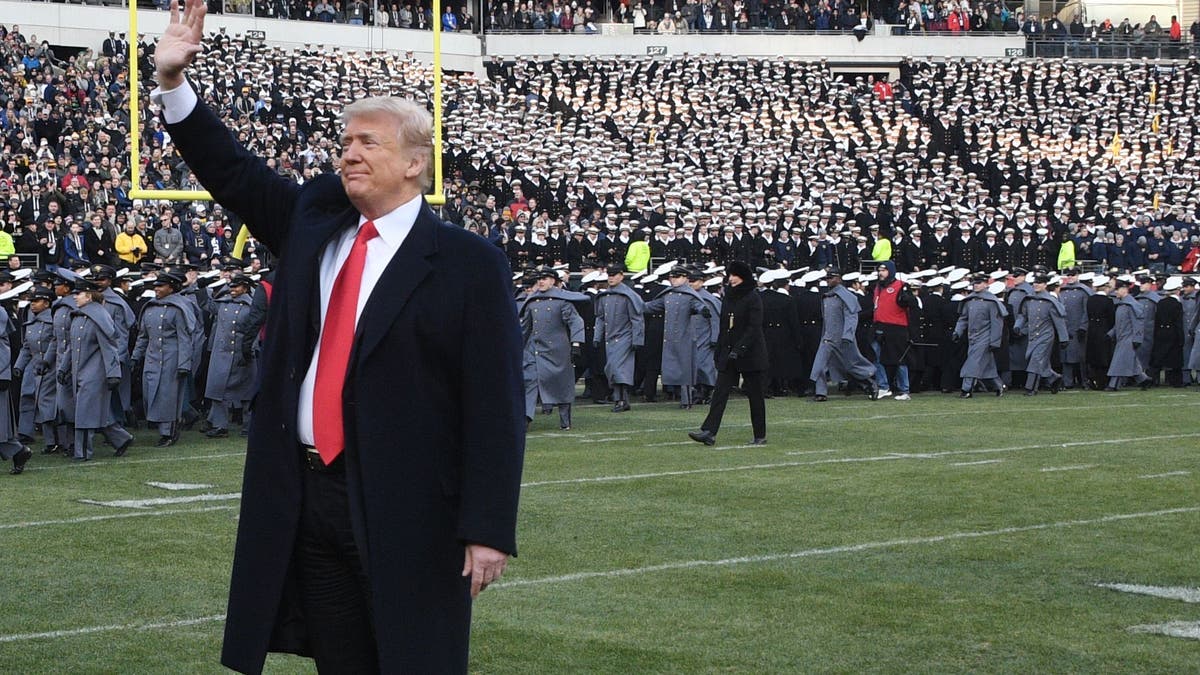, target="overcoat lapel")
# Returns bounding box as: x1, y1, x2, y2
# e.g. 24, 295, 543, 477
353, 203, 438, 363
